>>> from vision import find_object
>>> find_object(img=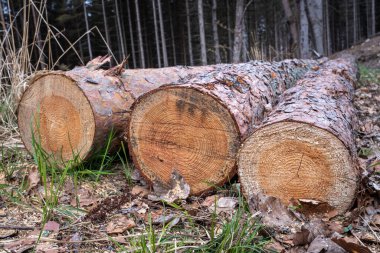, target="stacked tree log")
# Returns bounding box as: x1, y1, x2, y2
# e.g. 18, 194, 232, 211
17, 56, 214, 163
238, 56, 359, 213
128, 60, 316, 195
19, 56, 360, 213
